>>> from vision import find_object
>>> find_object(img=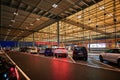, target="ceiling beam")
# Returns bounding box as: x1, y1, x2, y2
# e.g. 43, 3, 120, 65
0, 34, 25, 38
0, 26, 57, 35
62, 19, 109, 35
1, 26, 34, 32
33, 19, 57, 31
1, 0, 61, 19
